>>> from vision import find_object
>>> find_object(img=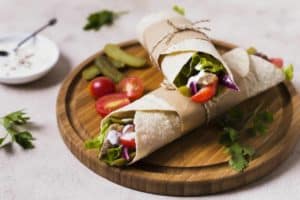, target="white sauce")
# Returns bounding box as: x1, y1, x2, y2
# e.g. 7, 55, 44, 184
107, 130, 121, 146
0, 36, 54, 78
120, 132, 136, 141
